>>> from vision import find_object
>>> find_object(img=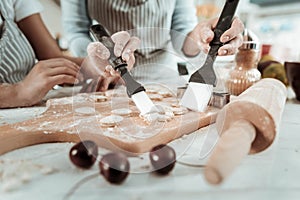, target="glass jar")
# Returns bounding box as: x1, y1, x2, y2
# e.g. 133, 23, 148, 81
213, 55, 235, 93
226, 41, 261, 96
